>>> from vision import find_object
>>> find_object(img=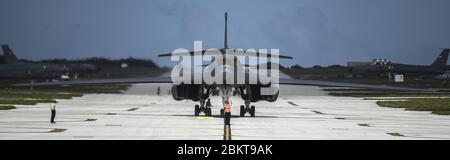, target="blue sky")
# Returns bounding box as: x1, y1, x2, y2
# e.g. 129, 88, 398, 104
1, 0, 449, 67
